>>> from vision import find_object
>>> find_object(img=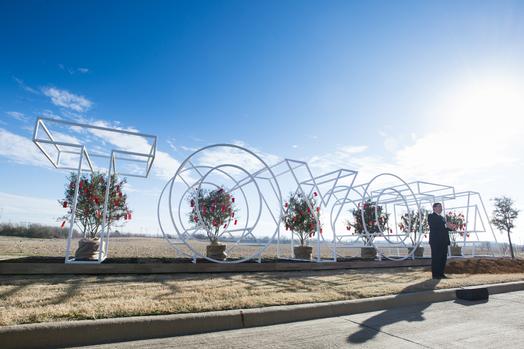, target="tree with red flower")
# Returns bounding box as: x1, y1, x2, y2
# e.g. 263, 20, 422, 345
347, 200, 389, 244
282, 192, 321, 247
398, 209, 429, 245
445, 211, 466, 247
188, 187, 238, 243
59, 172, 131, 238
